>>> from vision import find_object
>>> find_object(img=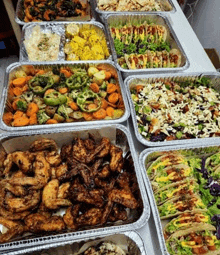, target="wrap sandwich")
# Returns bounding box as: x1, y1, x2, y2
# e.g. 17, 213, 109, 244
164, 212, 211, 240
154, 178, 199, 205
166, 223, 220, 255
158, 193, 207, 219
